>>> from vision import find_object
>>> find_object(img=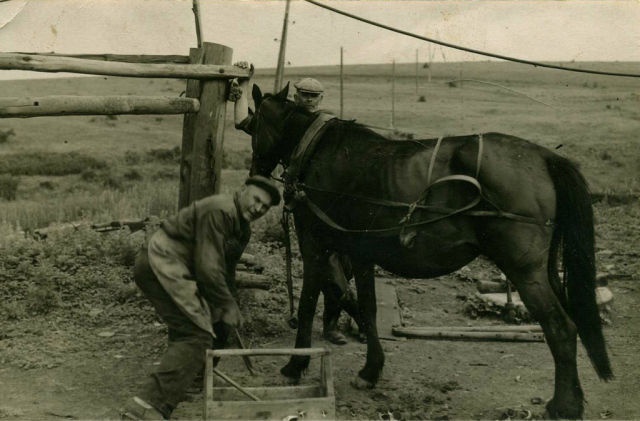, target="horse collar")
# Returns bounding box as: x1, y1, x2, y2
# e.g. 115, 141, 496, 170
284, 112, 336, 185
